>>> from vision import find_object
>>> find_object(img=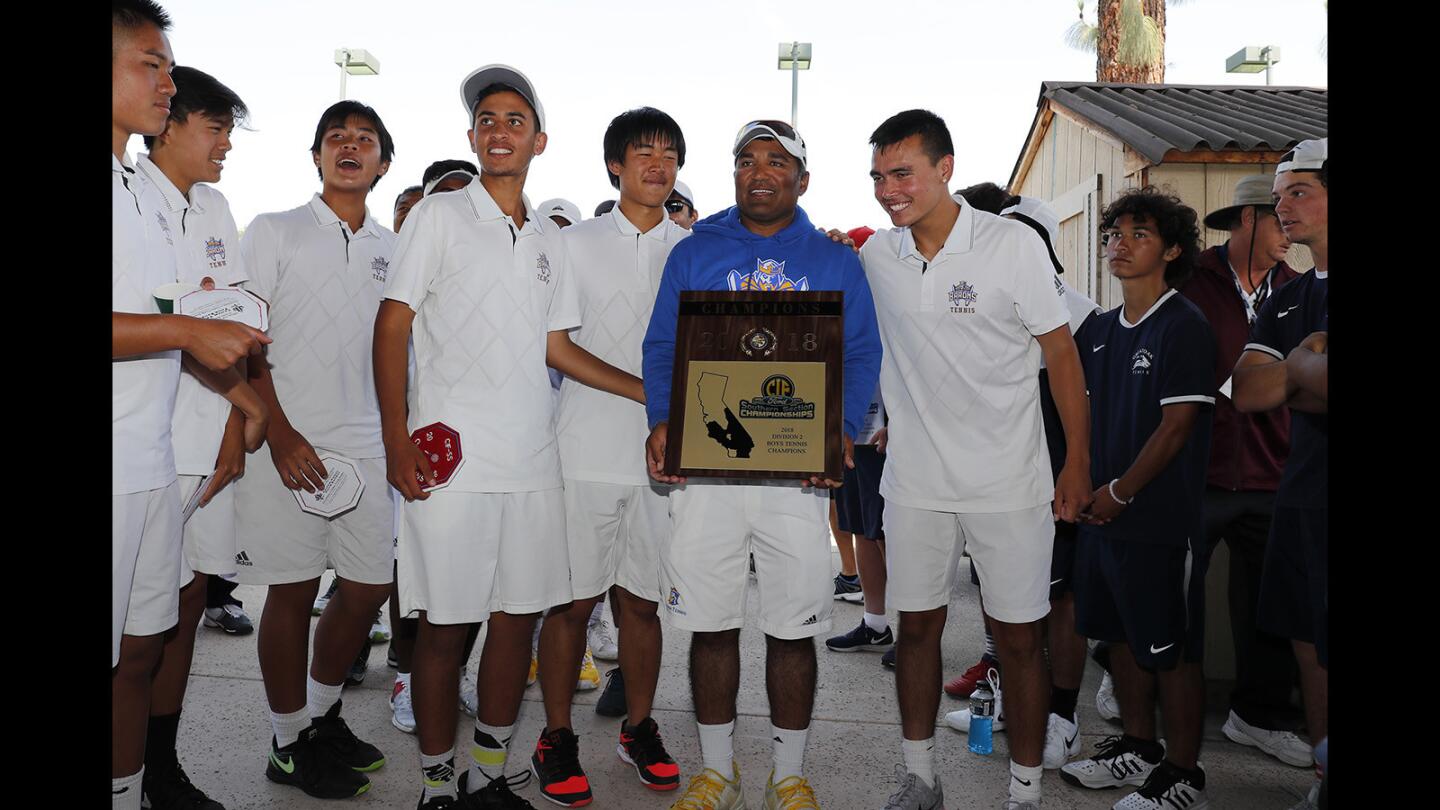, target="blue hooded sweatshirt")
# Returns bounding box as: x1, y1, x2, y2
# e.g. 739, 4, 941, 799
642, 204, 882, 440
